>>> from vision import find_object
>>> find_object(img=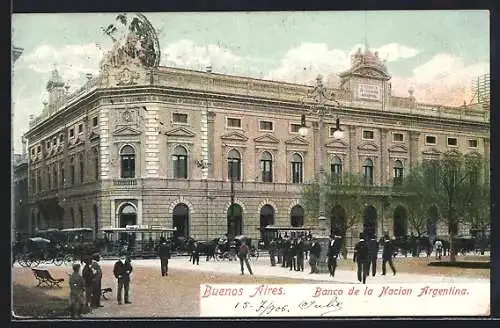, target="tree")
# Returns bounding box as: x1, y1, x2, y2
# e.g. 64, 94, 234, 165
400, 166, 434, 236
463, 155, 490, 235
301, 172, 366, 237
